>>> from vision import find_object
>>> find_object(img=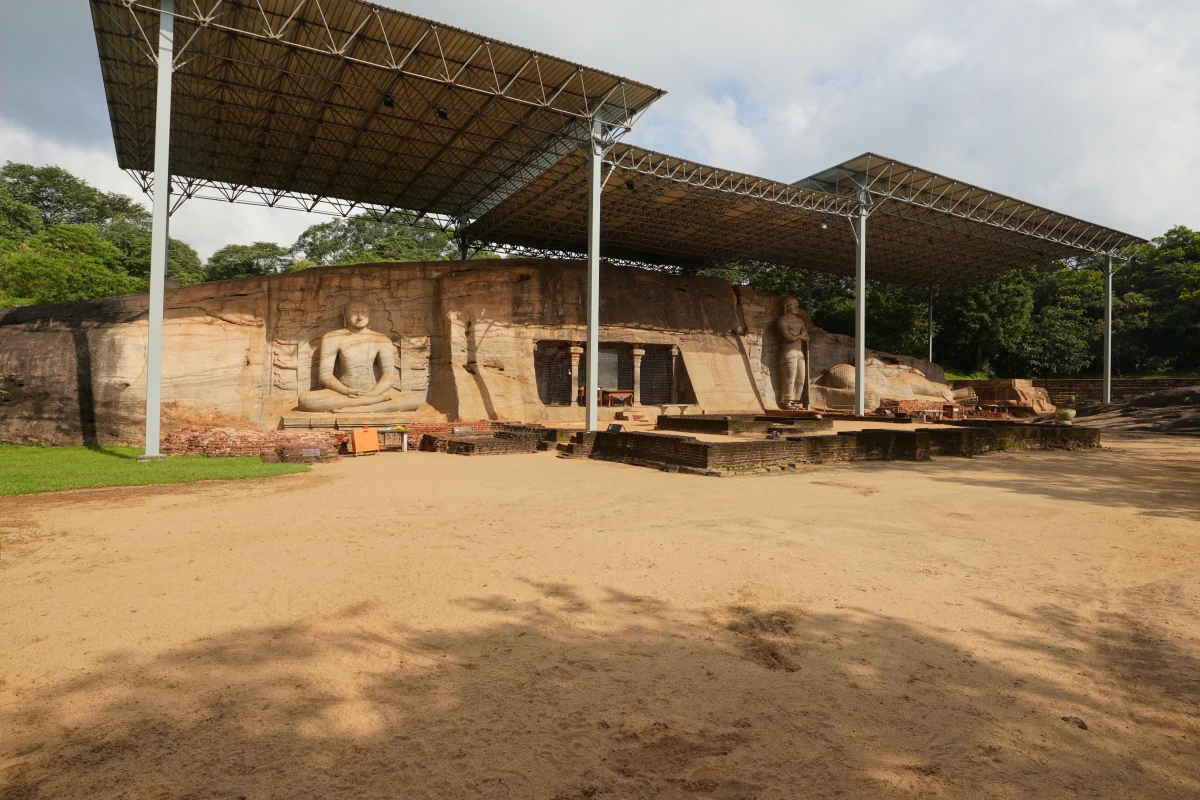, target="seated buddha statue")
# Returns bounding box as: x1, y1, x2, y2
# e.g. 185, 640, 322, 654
296, 301, 422, 414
